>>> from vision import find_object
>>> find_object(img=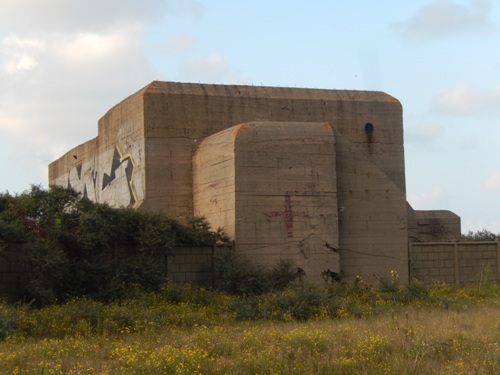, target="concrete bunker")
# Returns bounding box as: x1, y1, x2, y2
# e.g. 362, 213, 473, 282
49, 81, 461, 284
